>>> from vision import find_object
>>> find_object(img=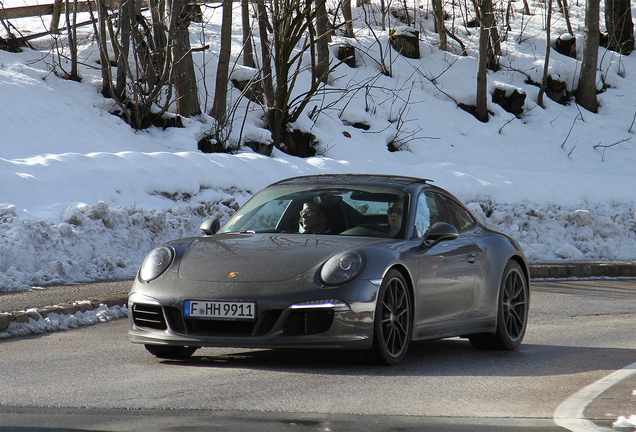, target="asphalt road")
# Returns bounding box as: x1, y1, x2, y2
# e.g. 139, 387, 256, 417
1, 279, 635, 432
